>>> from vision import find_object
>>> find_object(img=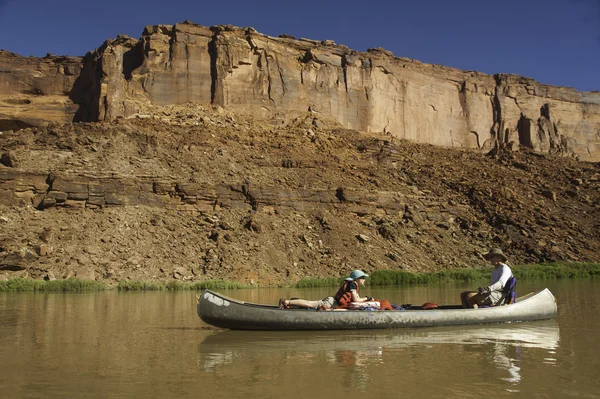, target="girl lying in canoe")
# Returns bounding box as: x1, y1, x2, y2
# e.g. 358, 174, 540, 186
279, 270, 391, 310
